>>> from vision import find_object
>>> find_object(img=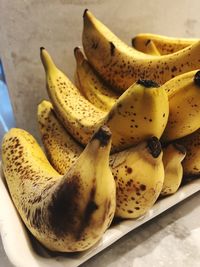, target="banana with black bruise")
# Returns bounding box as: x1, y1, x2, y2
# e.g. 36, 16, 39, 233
37, 102, 164, 219
1, 126, 116, 252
